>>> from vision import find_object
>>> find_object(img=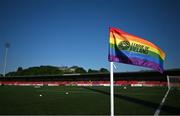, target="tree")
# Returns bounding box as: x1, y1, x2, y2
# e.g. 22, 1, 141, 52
88, 69, 93, 73
75, 67, 87, 73
17, 67, 23, 72
99, 68, 109, 73
88, 69, 99, 73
